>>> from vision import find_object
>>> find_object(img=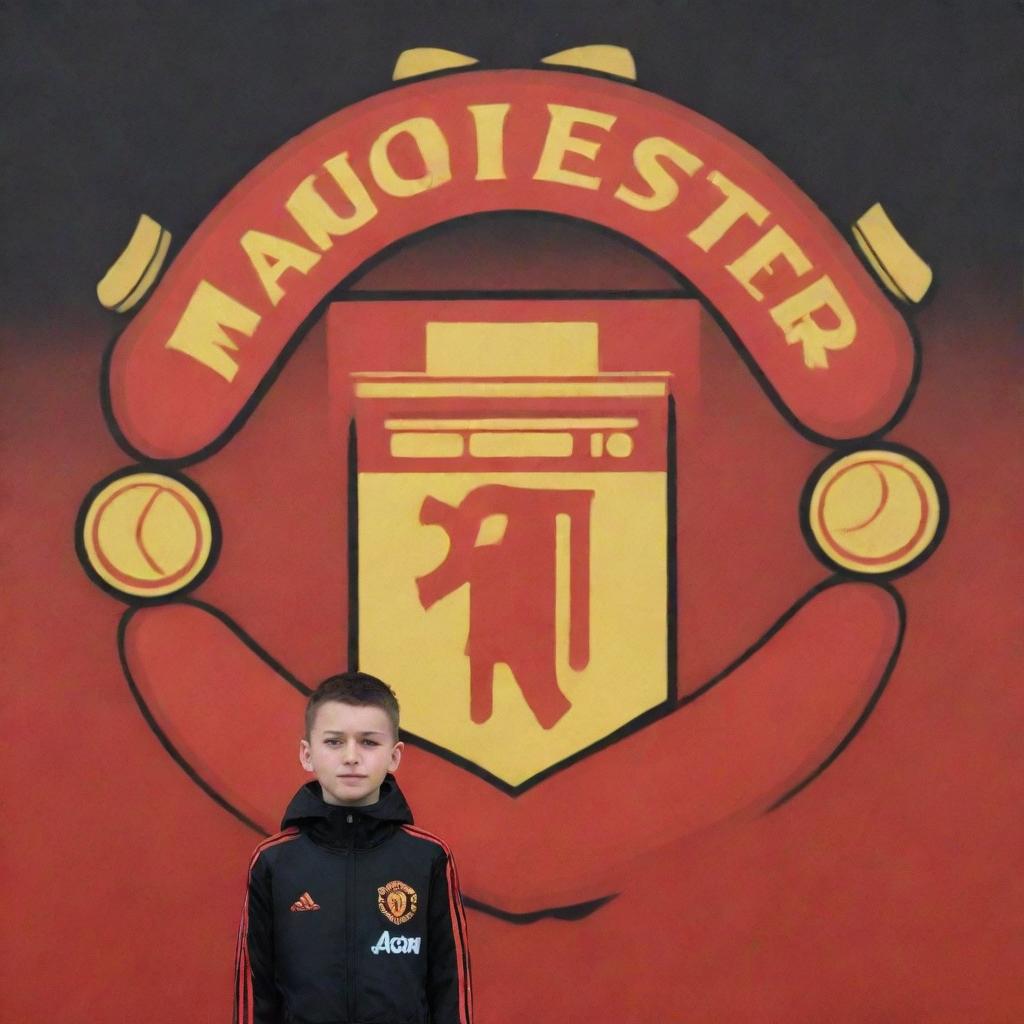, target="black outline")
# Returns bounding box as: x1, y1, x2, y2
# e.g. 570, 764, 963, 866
99, 278, 333, 471
675, 577, 907, 811
118, 578, 903, 920
347, 417, 359, 669
112, 225, 170, 312
462, 892, 617, 923
93, 65, 928, 465
379, 65, 942, 325
117, 598, 309, 834
797, 441, 950, 582
91, 209, 920, 833
117, 593, 614, 923
122, 578, 900, 803
682, 576, 847, 705
332, 288, 691, 301
91, 68, 935, 923
347, 383, 680, 795
329, 208, 923, 454
768, 583, 906, 811
848, 207, 940, 316
74, 464, 223, 606
97, 198, 922, 466
126, 596, 310, 696
119, 605, 267, 836
666, 393, 678, 705
852, 226, 911, 305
